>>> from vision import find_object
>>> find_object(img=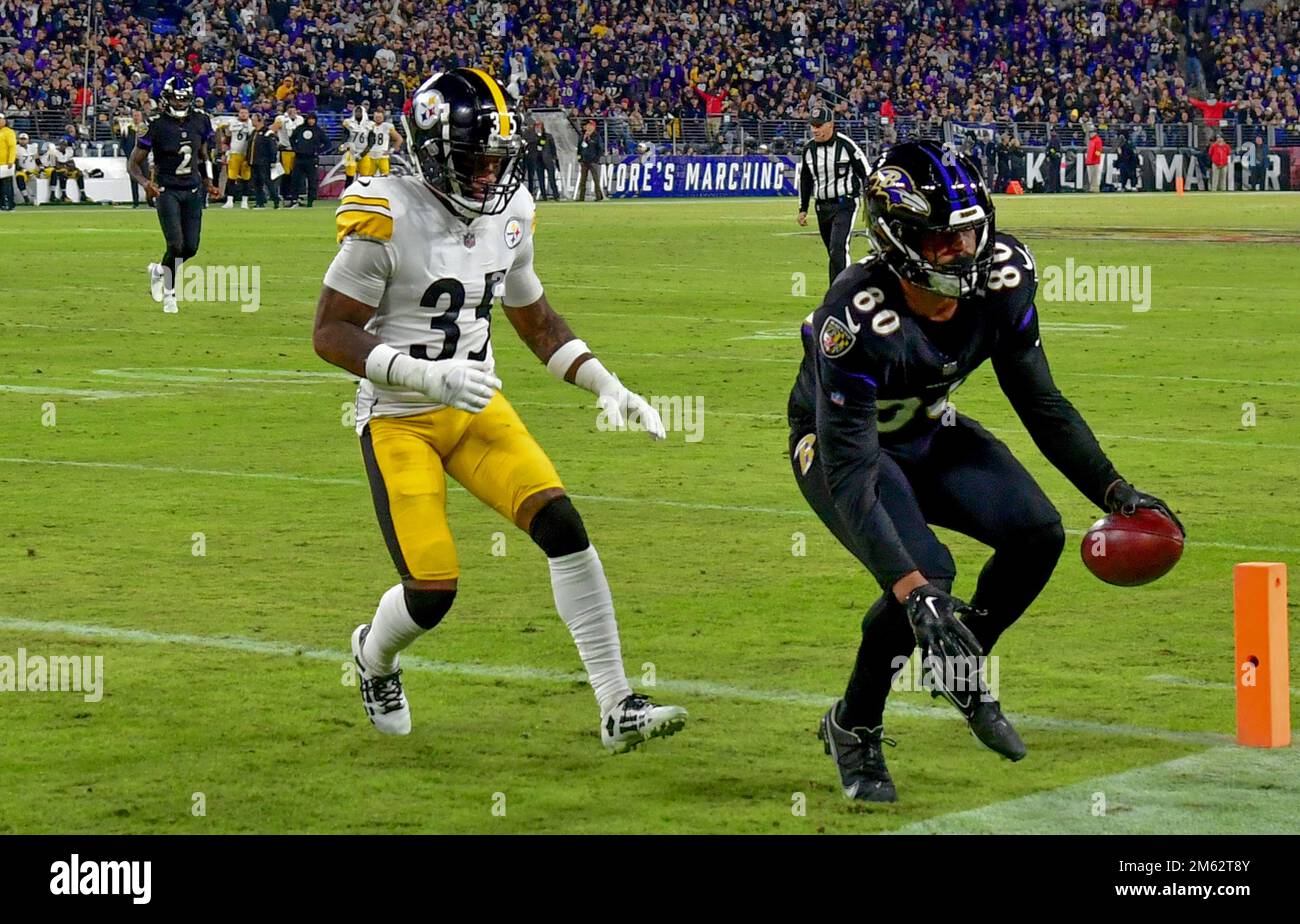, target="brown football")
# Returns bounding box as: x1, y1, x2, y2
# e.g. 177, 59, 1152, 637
1081, 508, 1184, 586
